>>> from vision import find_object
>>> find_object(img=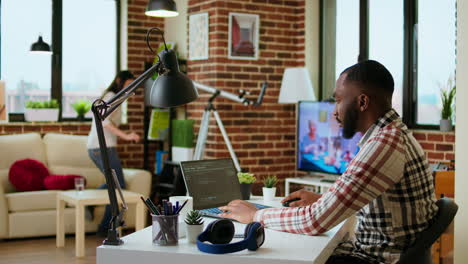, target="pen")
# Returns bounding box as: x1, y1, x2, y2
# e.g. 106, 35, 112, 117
168, 202, 173, 215
175, 199, 189, 214
140, 196, 158, 215
146, 197, 161, 215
